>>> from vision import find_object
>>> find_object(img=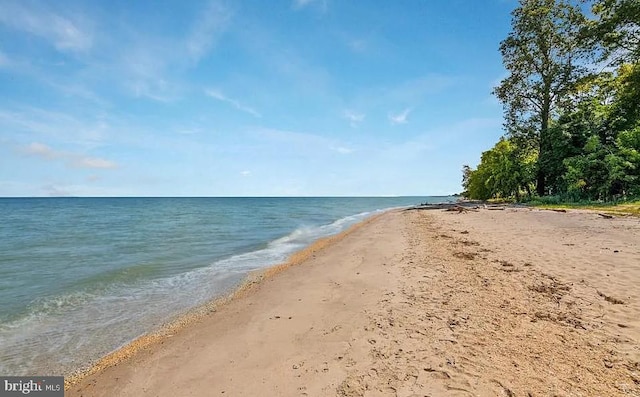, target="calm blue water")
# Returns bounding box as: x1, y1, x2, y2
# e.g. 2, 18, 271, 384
0, 197, 450, 375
